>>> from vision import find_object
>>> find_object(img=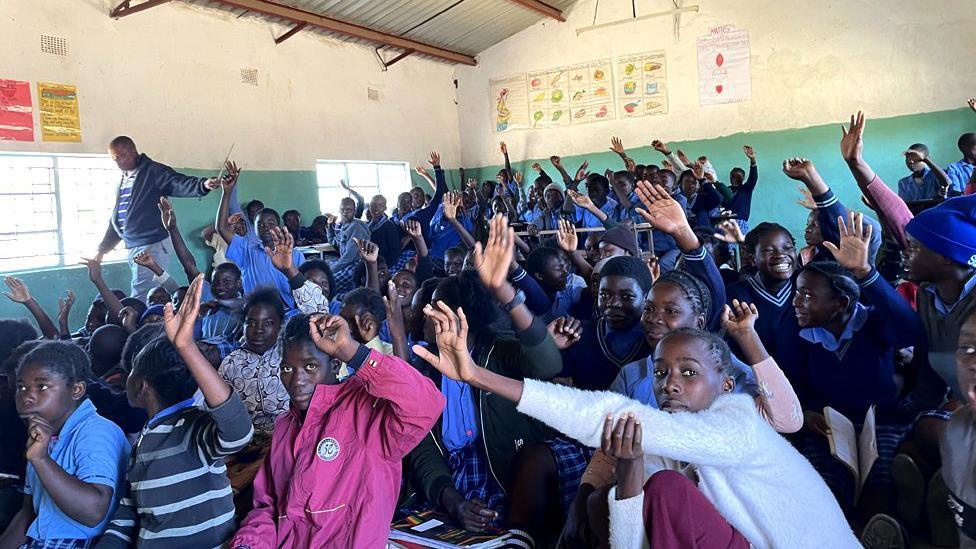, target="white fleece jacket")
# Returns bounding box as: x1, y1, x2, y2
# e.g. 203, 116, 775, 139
516, 380, 861, 549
